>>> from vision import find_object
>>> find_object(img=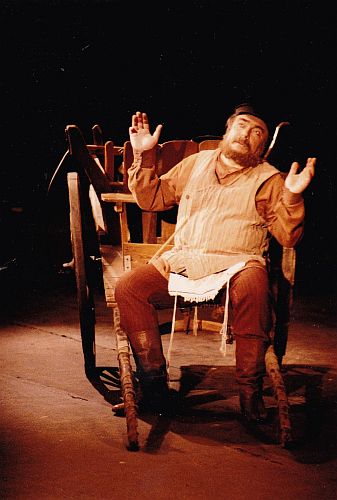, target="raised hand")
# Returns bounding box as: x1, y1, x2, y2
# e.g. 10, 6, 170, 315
129, 111, 163, 152
284, 157, 316, 194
